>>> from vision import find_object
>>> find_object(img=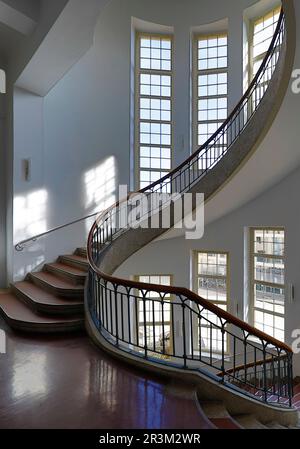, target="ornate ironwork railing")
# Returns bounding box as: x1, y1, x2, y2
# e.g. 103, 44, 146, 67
87, 9, 294, 407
